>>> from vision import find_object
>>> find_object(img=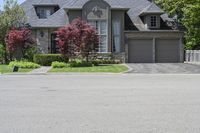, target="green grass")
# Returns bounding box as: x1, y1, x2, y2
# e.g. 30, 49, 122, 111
0, 65, 34, 74
49, 64, 128, 73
